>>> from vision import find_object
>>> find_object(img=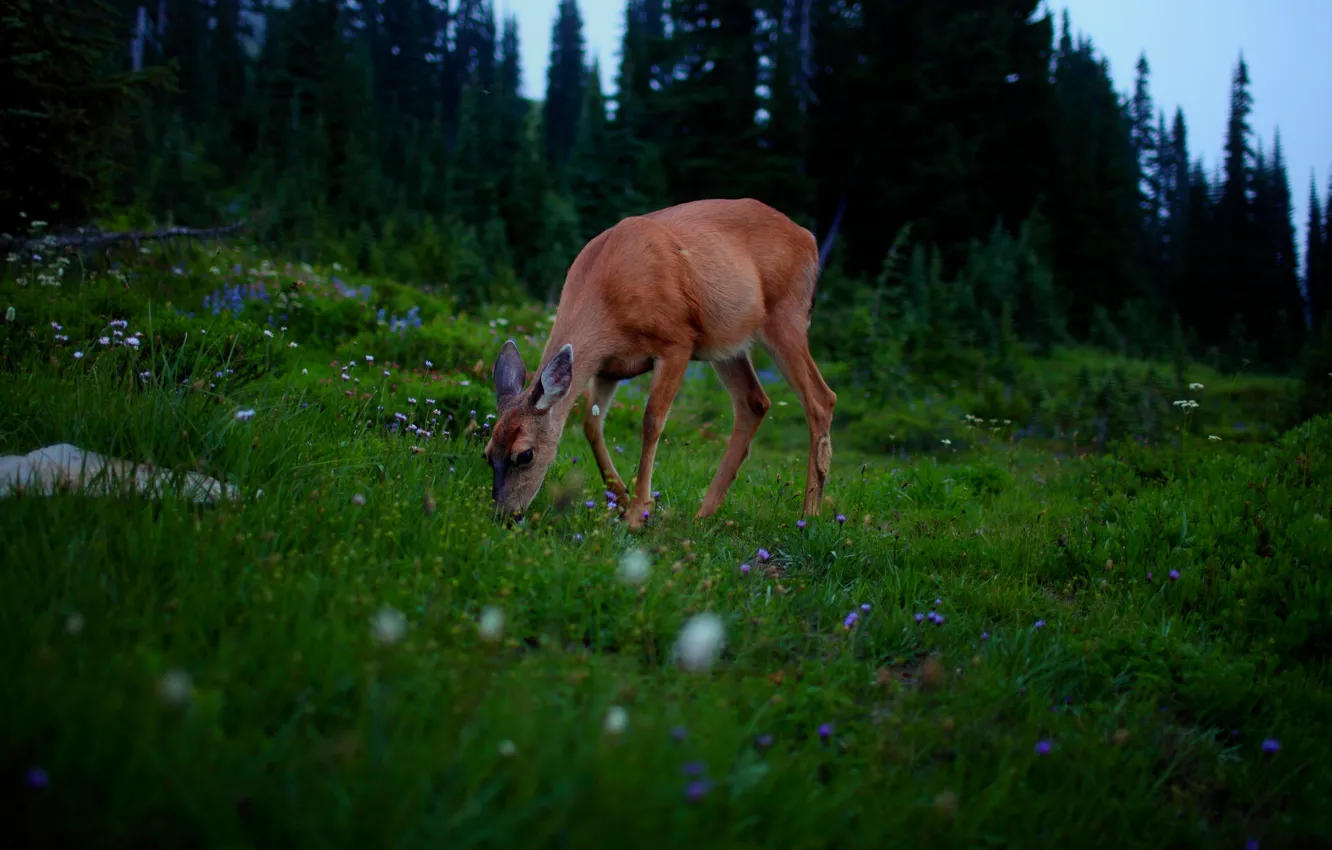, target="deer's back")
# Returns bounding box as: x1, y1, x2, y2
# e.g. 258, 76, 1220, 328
563, 199, 817, 361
